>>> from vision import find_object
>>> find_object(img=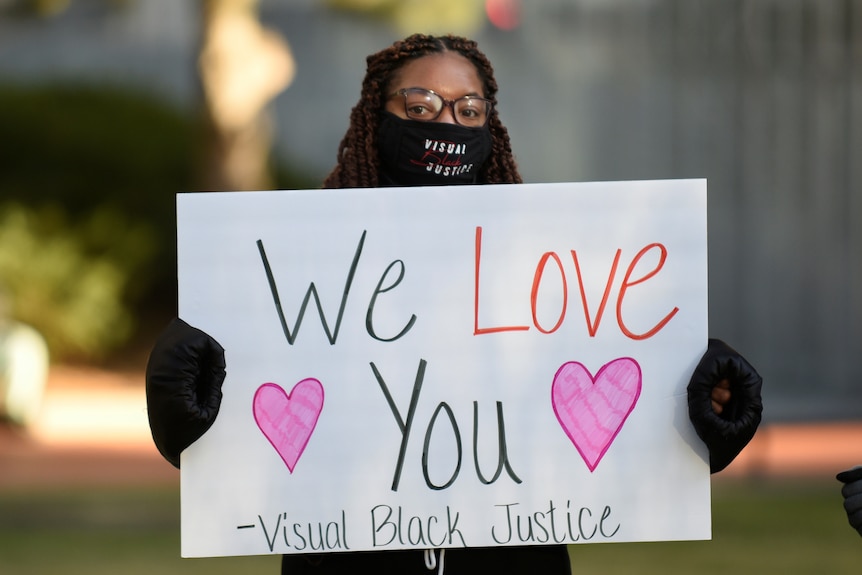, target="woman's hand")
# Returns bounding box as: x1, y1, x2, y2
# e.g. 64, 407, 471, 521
837, 466, 862, 536
145, 318, 226, 468
711, 379, 732, 414
687, 339, 763, 473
